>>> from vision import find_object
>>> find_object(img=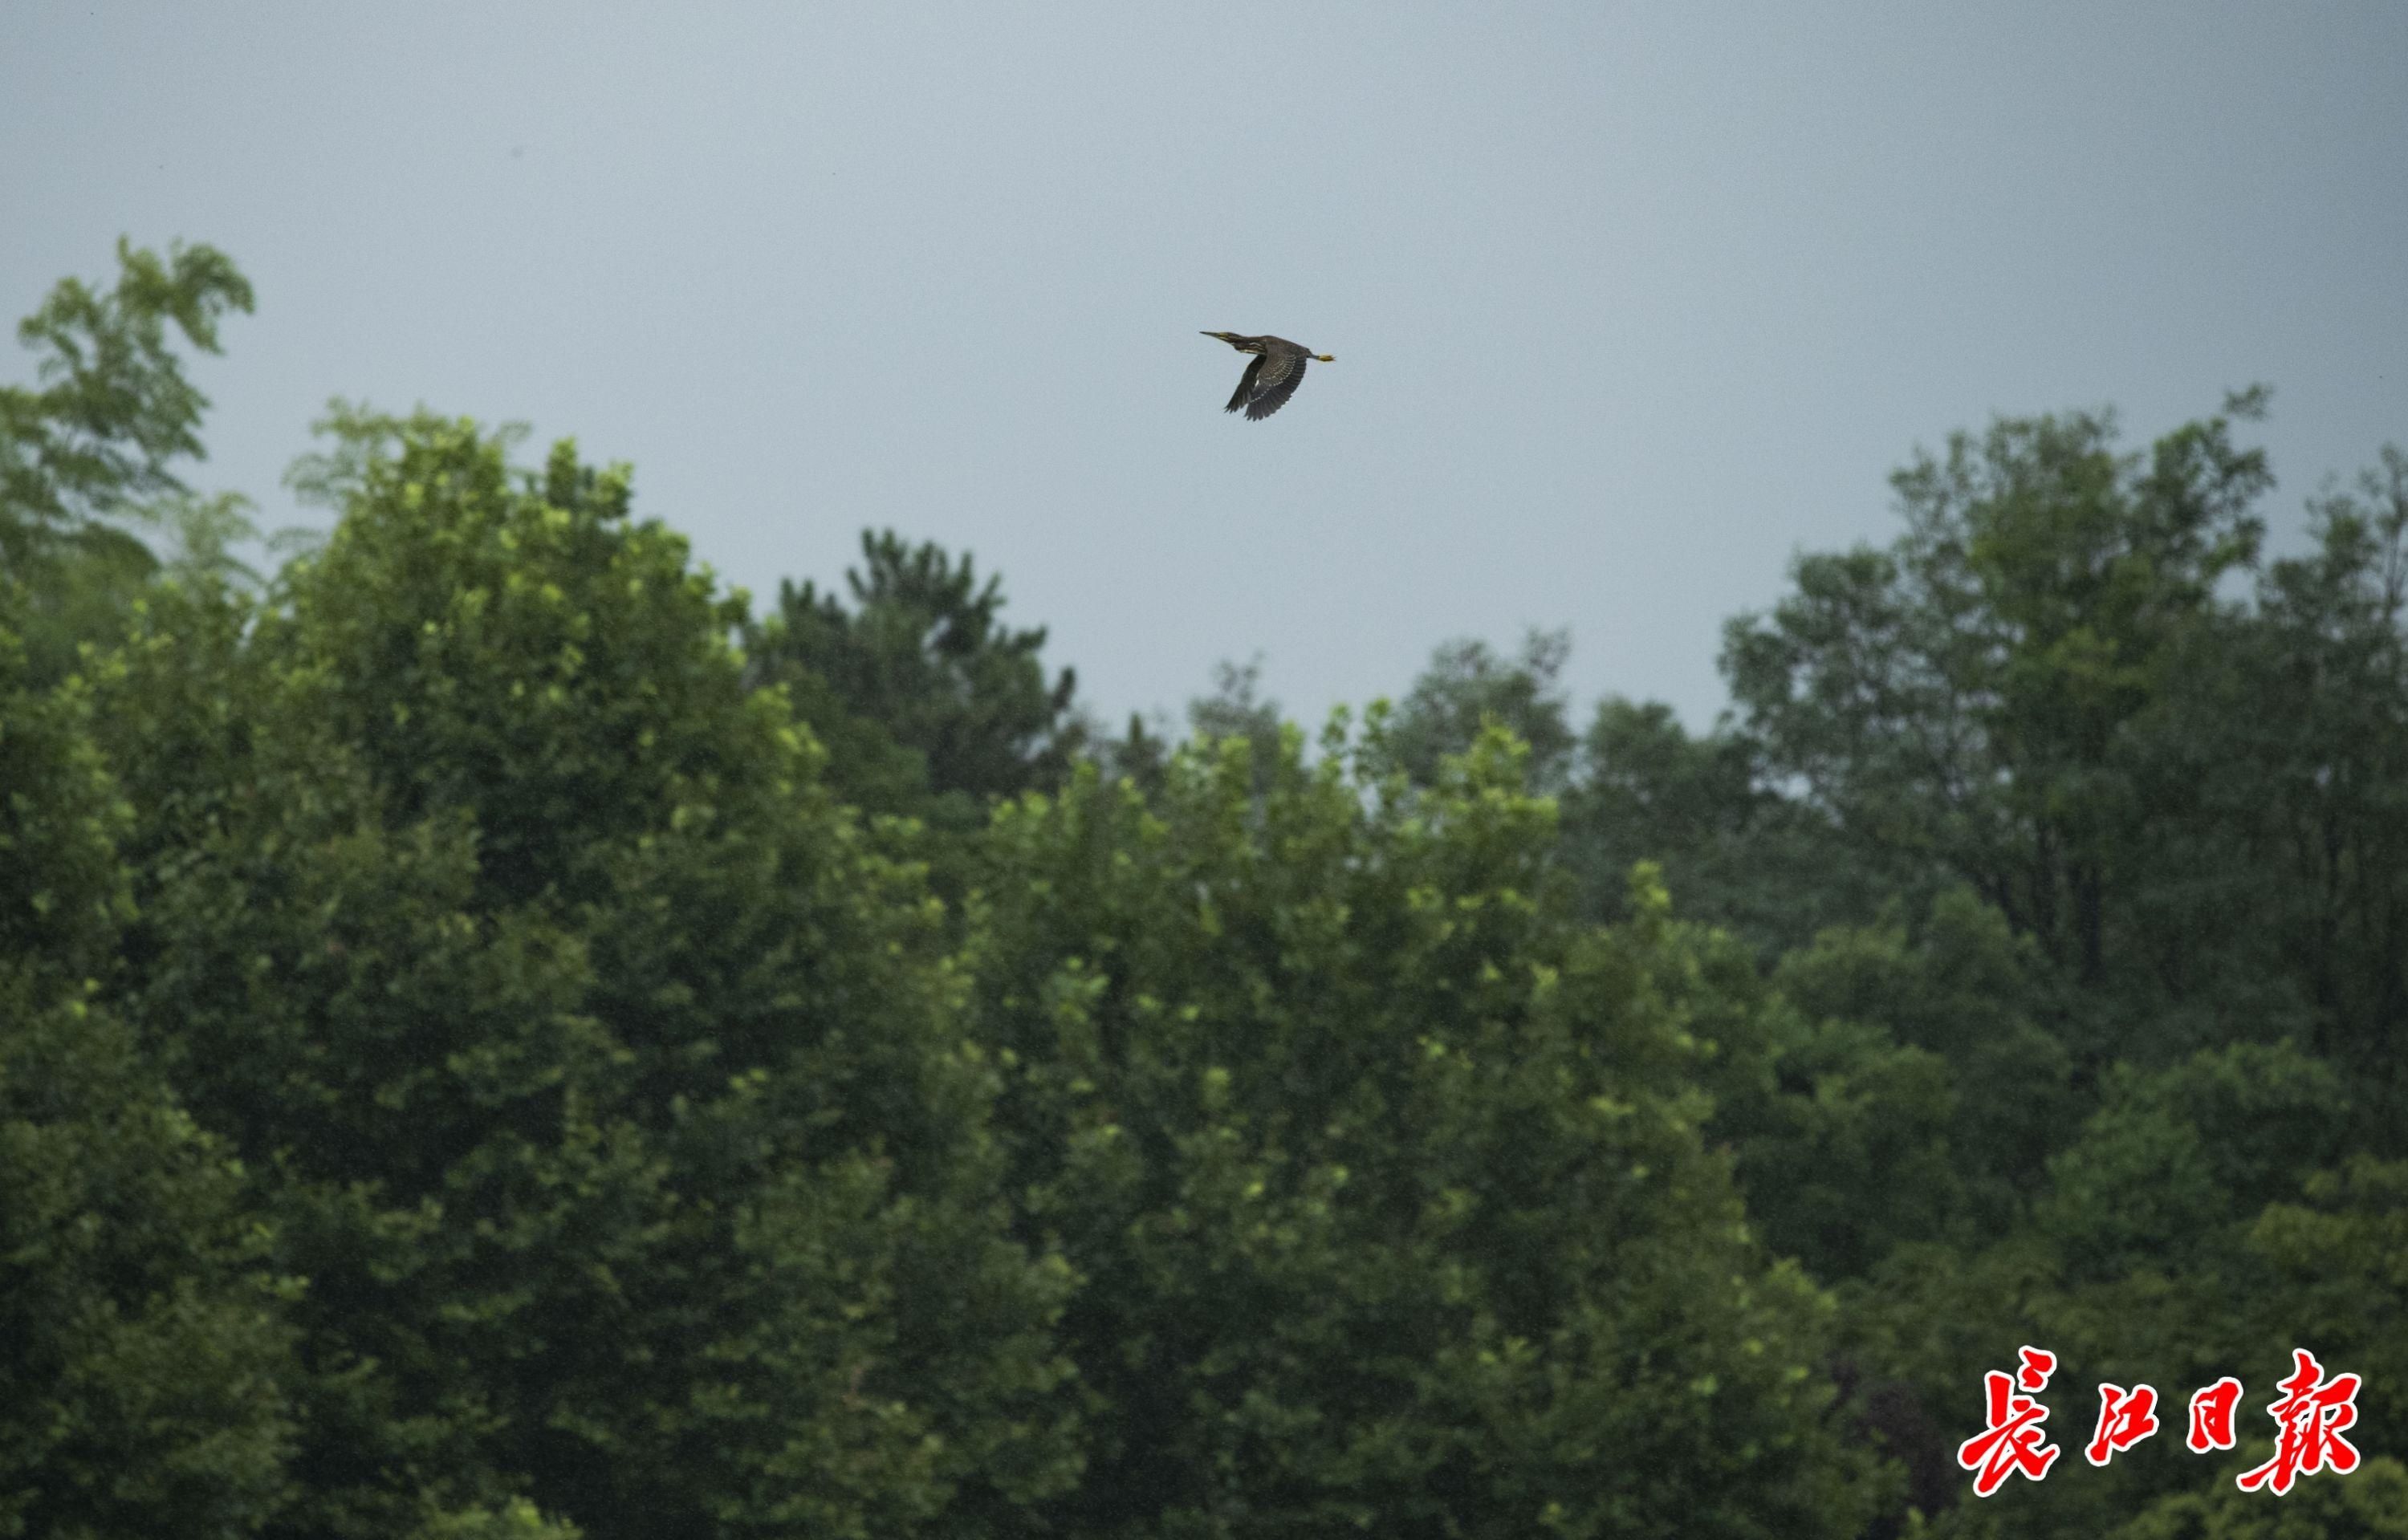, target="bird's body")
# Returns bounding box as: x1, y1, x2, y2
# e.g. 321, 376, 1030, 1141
1202, 331, 1334, 421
